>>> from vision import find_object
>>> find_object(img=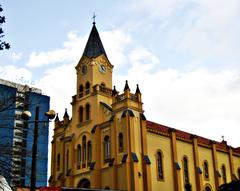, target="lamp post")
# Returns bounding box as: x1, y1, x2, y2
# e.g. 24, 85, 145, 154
22, 107, 55, 191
